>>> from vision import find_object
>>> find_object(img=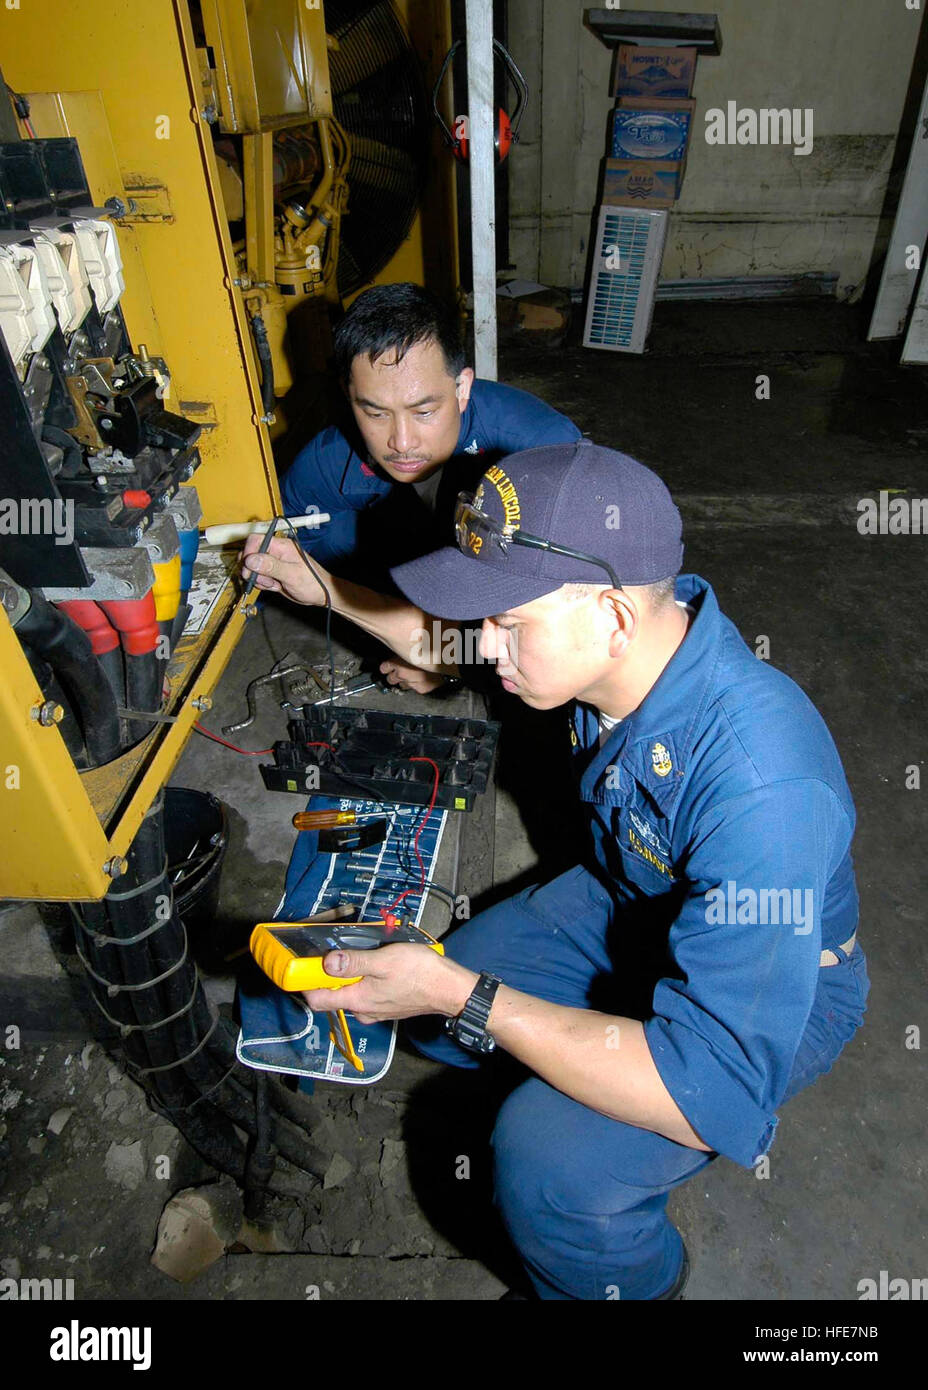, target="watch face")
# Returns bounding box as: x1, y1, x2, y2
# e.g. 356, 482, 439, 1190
446, 1019, 495, 1053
